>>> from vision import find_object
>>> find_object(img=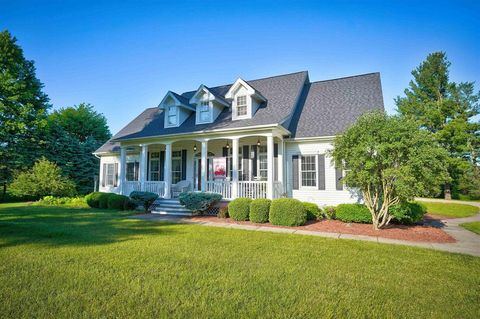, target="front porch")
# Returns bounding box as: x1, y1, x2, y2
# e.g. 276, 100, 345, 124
108, 132, 285, 200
